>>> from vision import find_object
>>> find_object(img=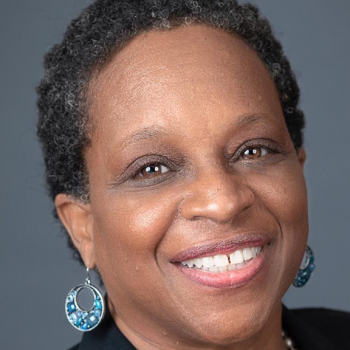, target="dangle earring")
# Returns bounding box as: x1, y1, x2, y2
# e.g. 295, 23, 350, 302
65, 267, 105, 331
293, 245, 315, 287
